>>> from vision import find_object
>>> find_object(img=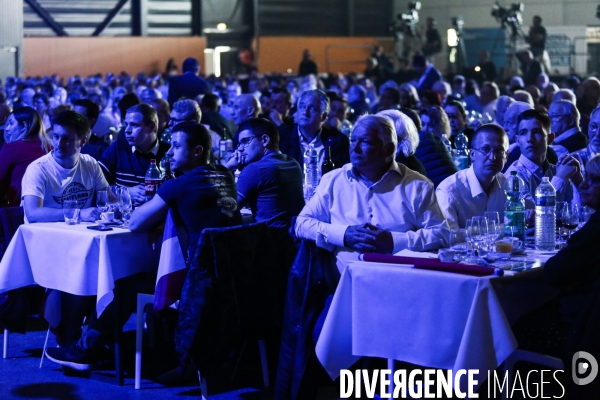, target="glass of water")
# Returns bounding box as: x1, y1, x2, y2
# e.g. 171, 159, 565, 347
118, 187, 133, 227
449, 228, 468, 262
63, 199, 80, 225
